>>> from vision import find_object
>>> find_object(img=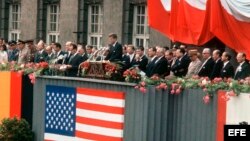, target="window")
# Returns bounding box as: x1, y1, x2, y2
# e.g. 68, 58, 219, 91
47, 4, 60, 44
88, 5, 103, 48
8, 4, 21, 41
133, 5, 149, 48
